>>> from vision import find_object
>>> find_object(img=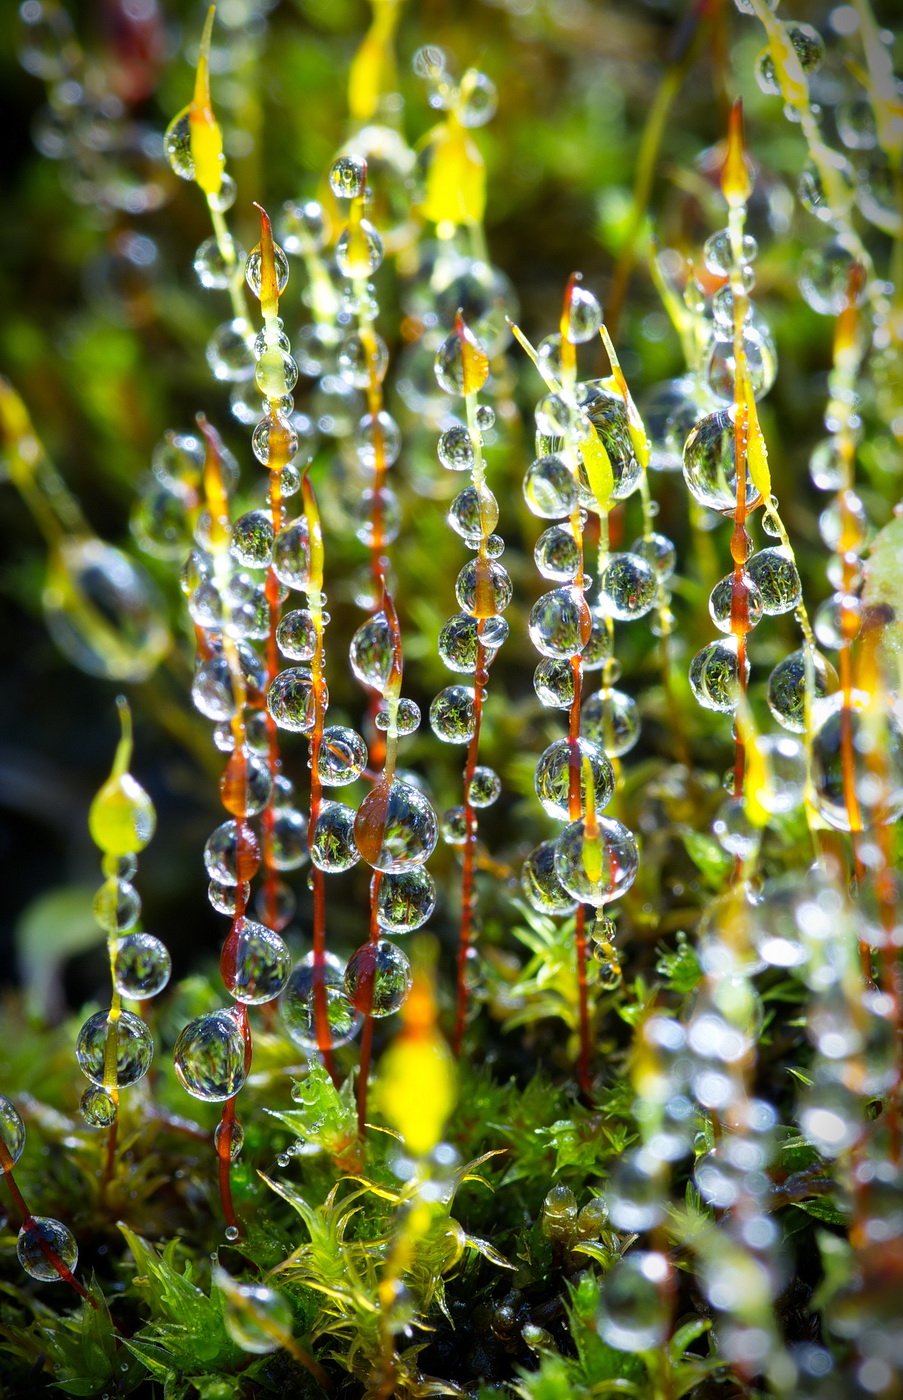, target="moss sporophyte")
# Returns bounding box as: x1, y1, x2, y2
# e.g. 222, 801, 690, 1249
3, 0, 903, 1396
